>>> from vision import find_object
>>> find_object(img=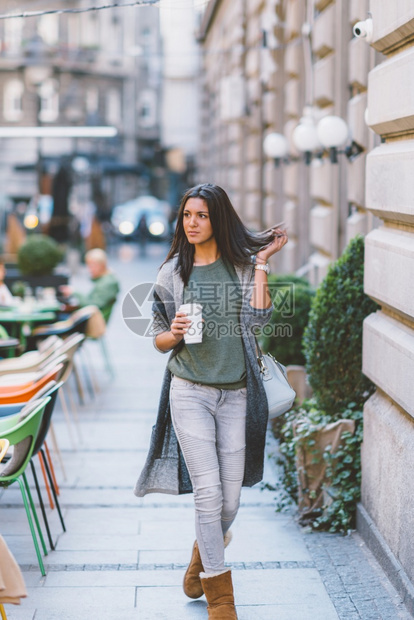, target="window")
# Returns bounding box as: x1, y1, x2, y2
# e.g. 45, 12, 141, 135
138, 90, 157, 128
81, 12, 99, 48
3, 80, 24, 121
39, 79, 59, 122
106, 88, 121, 126
67, 15, 80, 48
86, 87, 99, 113
108, 16, 122, 54
141, 26, 152, 54
4, 18, 23, 55
38, 14, 59, 45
